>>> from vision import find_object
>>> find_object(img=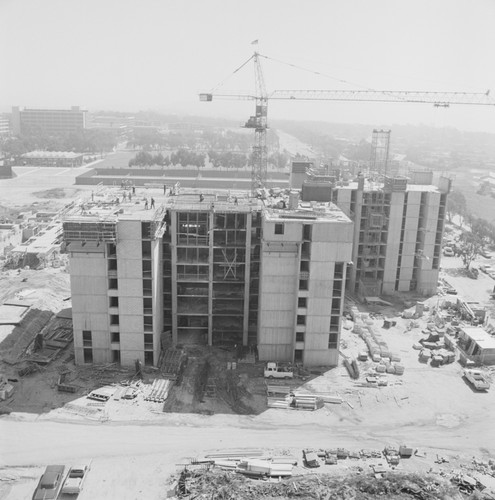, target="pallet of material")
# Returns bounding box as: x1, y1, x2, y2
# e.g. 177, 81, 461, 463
144, 378, 173, 402
293, 392, 342, 404
266, 384, 292, 396
267, 397, 289, 409
160, 348, 185, 380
